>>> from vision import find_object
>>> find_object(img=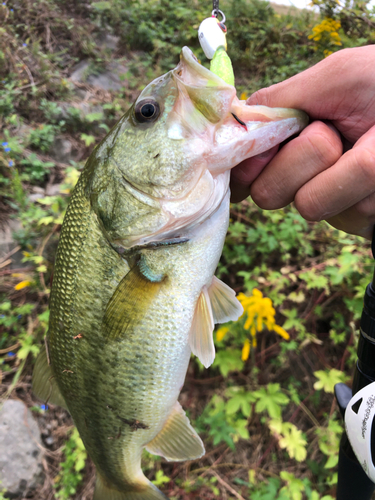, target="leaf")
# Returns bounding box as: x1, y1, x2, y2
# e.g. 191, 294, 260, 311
325, 454, 338, 469
299, 269, 329, 292
232, 418, 249, 440
152, 470, 170, 486
288, 290, 305, 303
225, 387, 256, 417
269, 420, 307, 462
253, 383, 289, 419
92, 1, 111, 10
85, 111, 104, 122
280, 471, 304, 500
38, 216, 54, 226
212, 349, 244, 377
80, 133, 96, 147
313, 369, 348, 393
